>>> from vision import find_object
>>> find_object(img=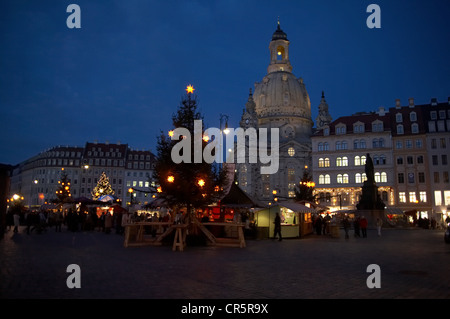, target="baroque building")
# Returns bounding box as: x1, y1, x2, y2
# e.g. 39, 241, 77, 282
236, 21, 314, 204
